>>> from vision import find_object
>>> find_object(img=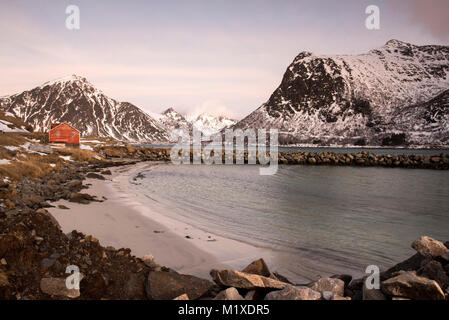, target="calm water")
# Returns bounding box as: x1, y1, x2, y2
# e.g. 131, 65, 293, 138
131, 164, 449, 282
